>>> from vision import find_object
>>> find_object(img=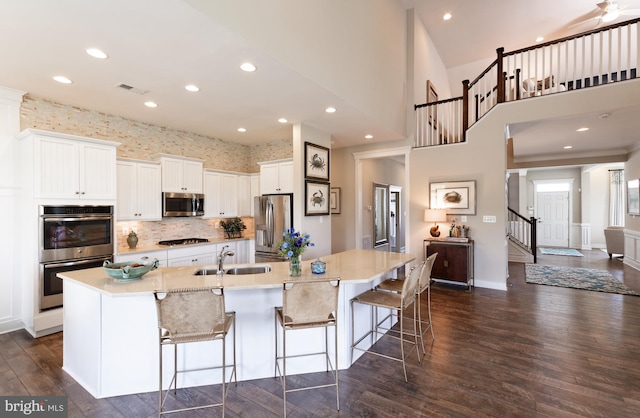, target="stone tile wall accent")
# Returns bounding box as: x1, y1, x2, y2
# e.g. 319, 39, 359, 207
19, 94, 288, 249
